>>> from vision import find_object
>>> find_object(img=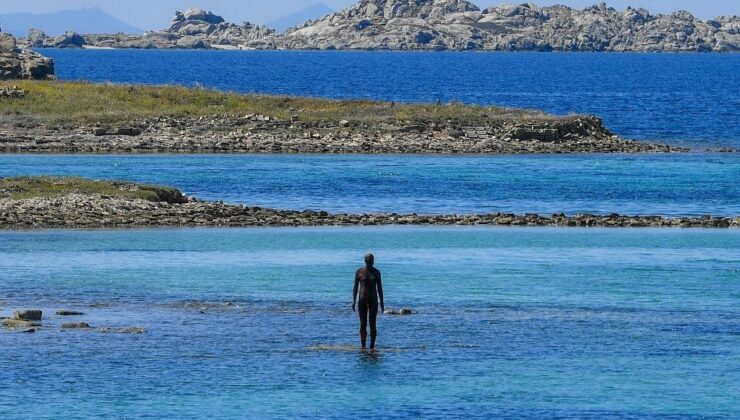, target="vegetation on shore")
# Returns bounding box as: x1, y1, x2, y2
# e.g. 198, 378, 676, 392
0, 176, 185, 203
1, 80, 547, 124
